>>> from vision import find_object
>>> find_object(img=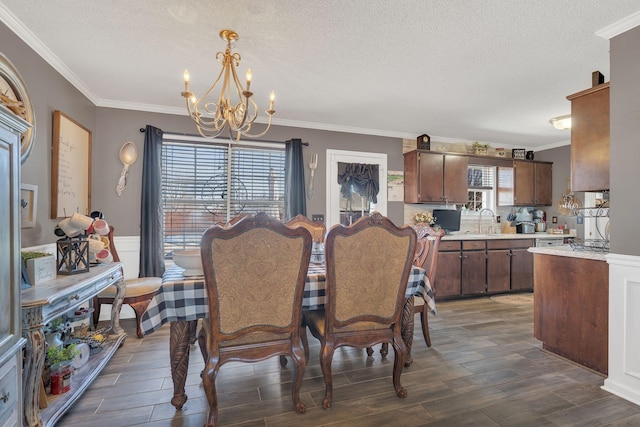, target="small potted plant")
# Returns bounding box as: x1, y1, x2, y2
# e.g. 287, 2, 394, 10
47, 343, 80, 395
21, 250, 56, 285
472, 141, 489, 156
